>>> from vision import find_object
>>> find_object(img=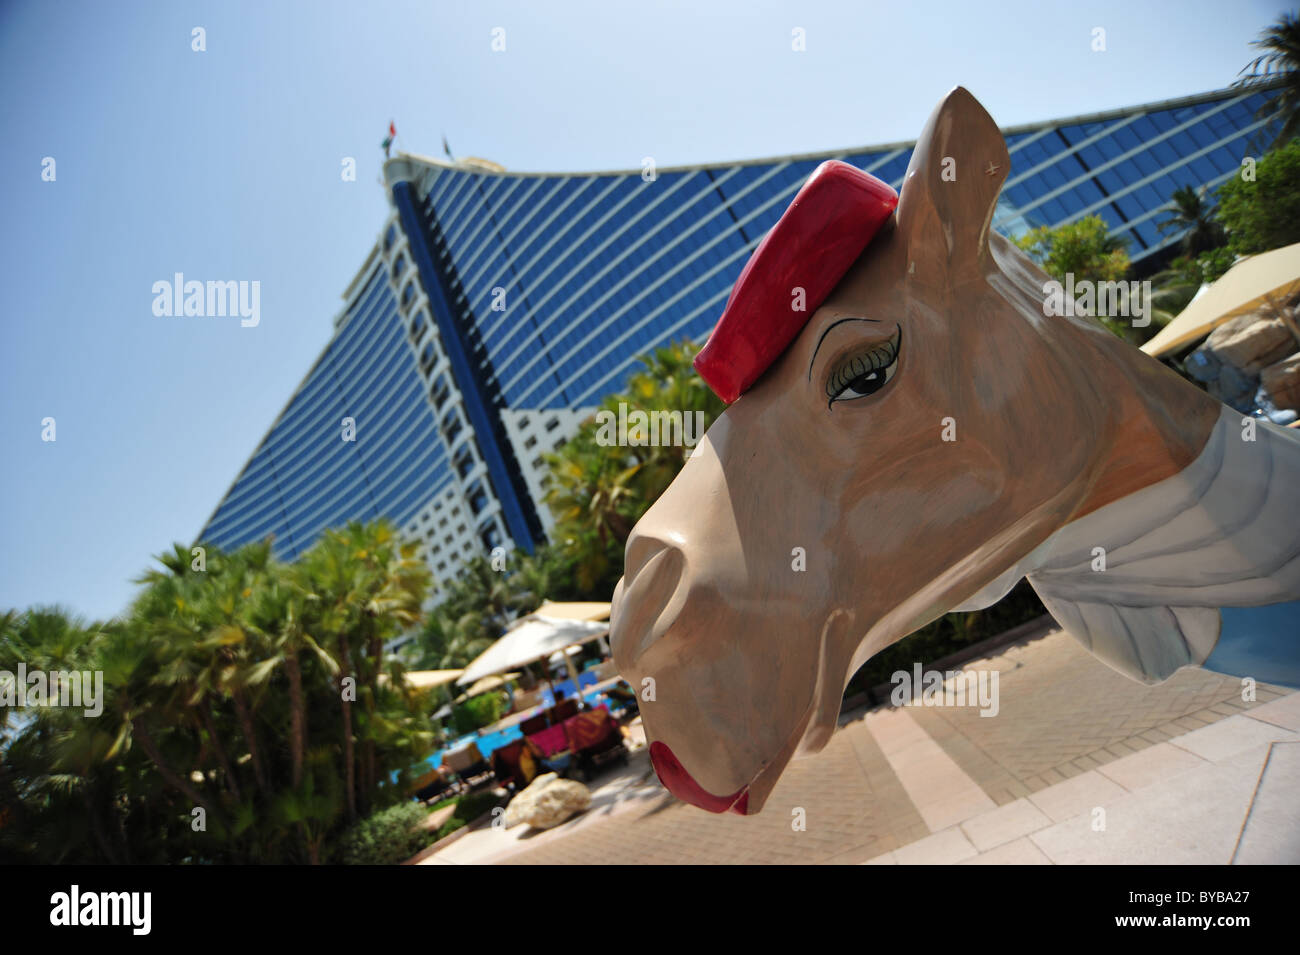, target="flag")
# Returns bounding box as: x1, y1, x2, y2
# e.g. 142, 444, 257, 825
442, 134, 453, 160
382, 120, 395, 158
